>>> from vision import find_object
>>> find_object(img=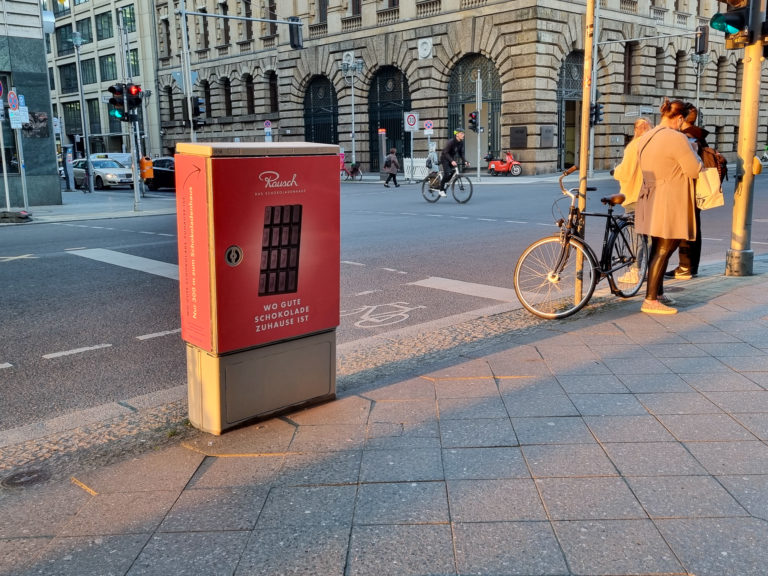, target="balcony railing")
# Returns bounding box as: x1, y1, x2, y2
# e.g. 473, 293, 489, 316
341, 15, 362, 32
460, 0, 487, 7
376, 6, 399, 26
416, 0, 441, 17
676, 12, 690, 26
620, 0, 638, 13
308, 22, 327, 38
651, 7, 667, 23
